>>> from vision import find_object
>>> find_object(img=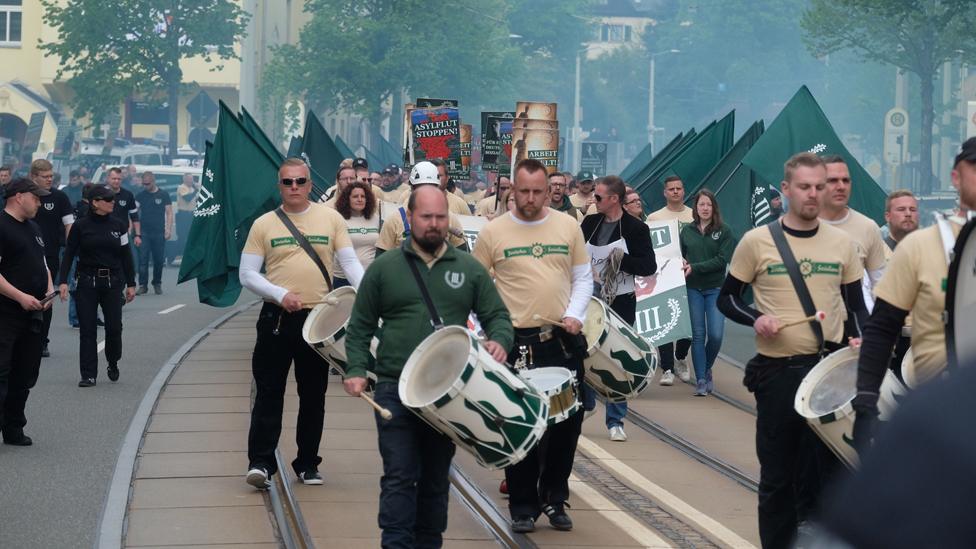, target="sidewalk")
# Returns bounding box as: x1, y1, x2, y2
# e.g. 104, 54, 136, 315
120, 303, 496, 548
